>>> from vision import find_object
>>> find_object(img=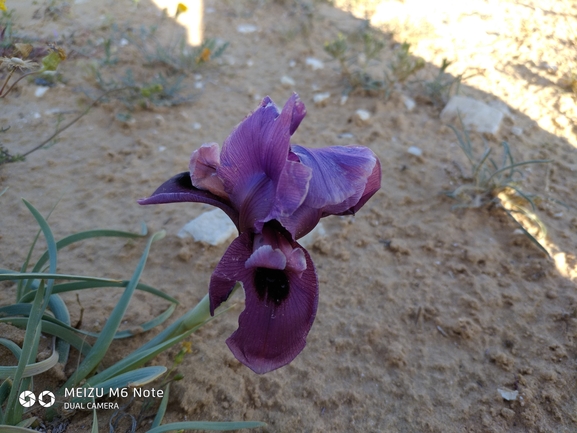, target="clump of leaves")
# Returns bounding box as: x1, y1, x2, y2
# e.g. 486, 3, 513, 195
423, 58, 462, 106
445, 123, 552, 255
92, 68, 195, 110
0, 200, 265, 432
324, 30, 423, 98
